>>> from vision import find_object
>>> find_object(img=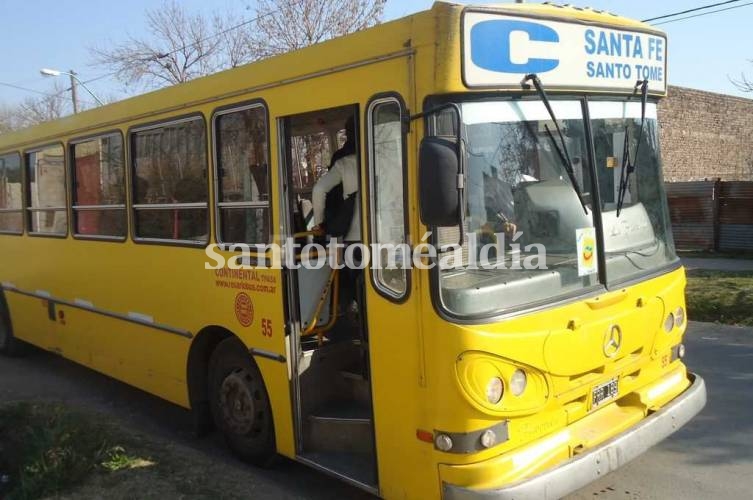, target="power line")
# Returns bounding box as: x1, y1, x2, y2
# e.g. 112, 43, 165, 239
642, 0, 742, 22
0, 81, 98, 107
0, 81, 67, 98
651, 1, 753, 25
